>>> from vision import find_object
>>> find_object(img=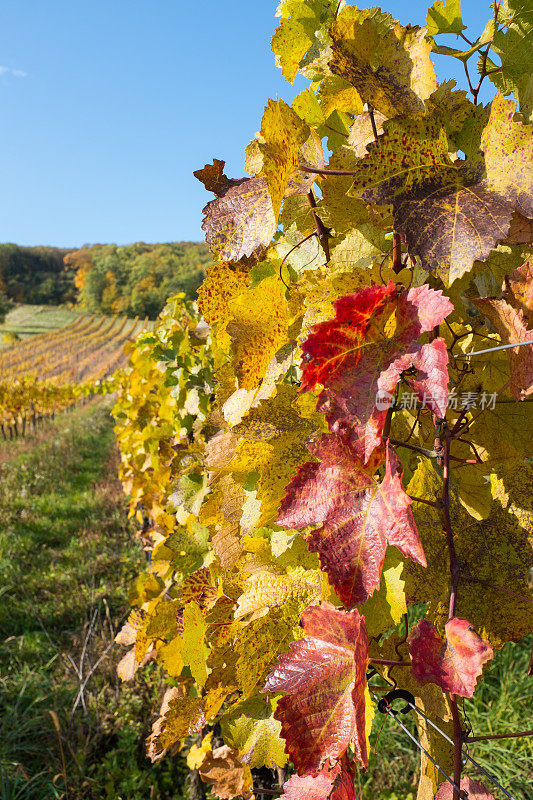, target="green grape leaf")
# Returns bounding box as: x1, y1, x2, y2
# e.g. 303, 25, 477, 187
426, 0, 466, 36
221, 696, 287, 769
488, 0, 533, 122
